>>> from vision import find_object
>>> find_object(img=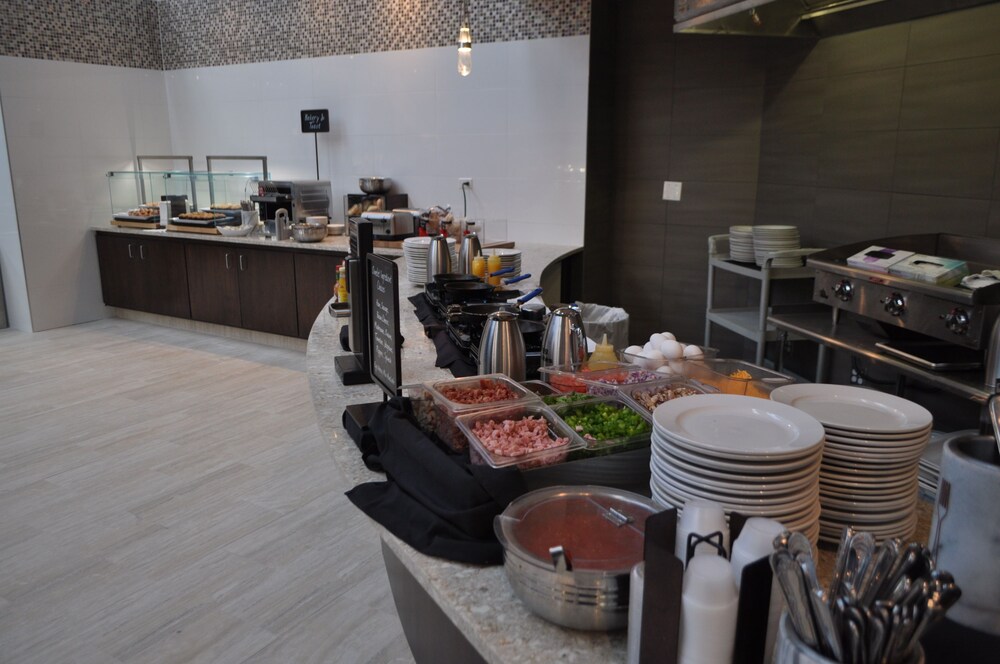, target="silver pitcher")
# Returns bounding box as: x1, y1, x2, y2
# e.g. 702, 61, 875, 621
542, 306, 587, 368
426, 235, 451, 283
458, 232, 483, 275
479, 311, 526, 381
